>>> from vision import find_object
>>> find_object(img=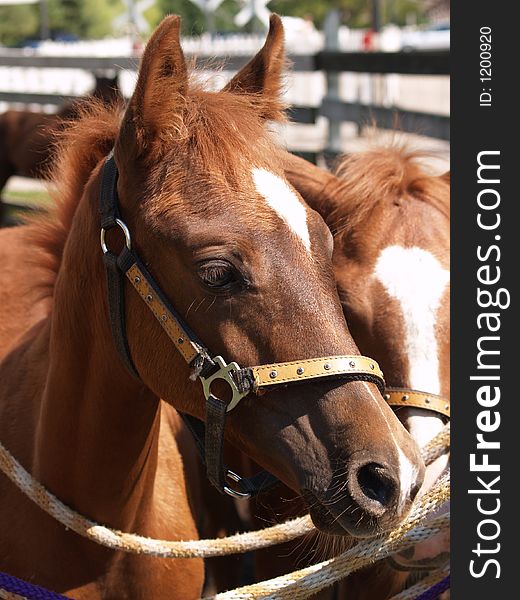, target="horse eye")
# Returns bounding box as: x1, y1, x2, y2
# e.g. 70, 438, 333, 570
197, 260, 242, 290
